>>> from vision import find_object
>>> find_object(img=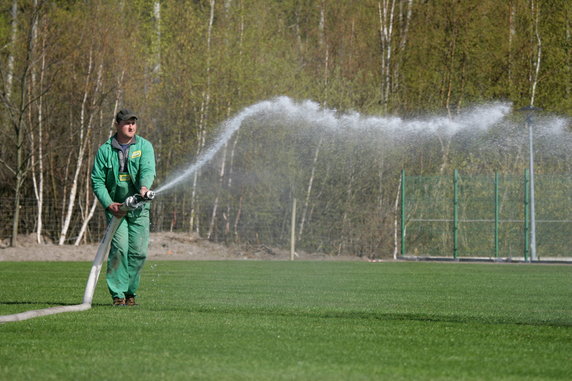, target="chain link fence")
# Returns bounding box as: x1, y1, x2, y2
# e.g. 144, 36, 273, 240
151, 195, 390, 257
3, 170, 570, 261
402, 171, 572, 260
1, 195, 393, 258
